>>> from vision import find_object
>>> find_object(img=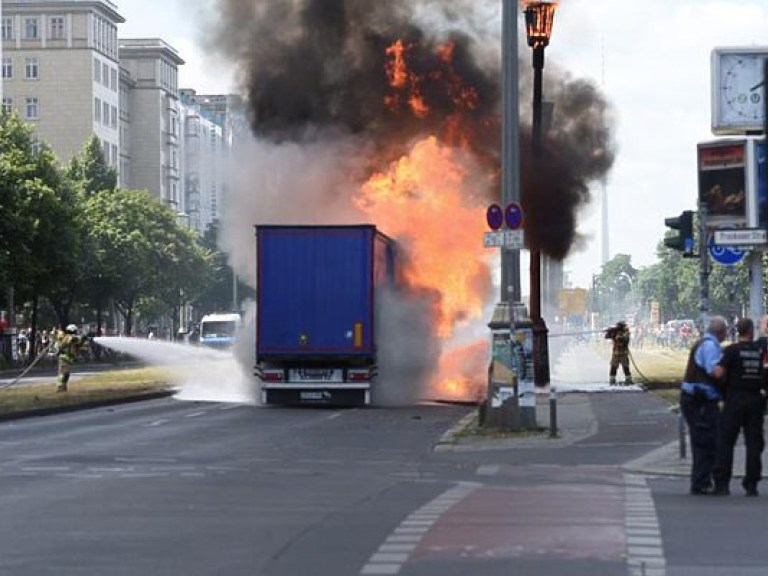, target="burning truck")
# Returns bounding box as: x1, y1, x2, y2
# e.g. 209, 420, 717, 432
255, 225, 396, 406
212, 0, 616, 404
